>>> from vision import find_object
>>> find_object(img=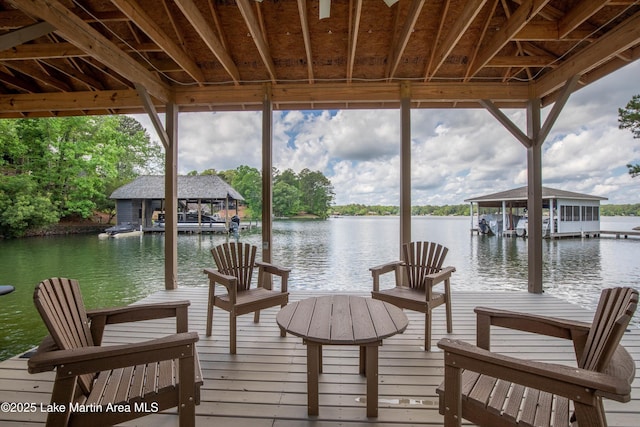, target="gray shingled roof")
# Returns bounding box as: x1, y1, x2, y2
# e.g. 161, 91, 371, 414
110, 175, 244, 201
465, 186, 606, 207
